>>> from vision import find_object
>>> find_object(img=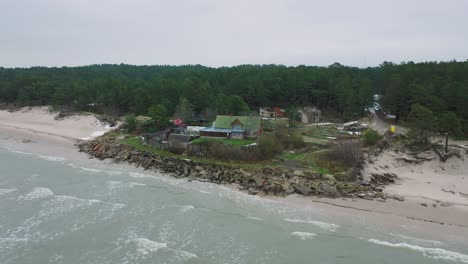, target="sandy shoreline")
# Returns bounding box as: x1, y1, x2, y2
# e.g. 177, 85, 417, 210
0, 106, 112, 142
1, 107, 468, 246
